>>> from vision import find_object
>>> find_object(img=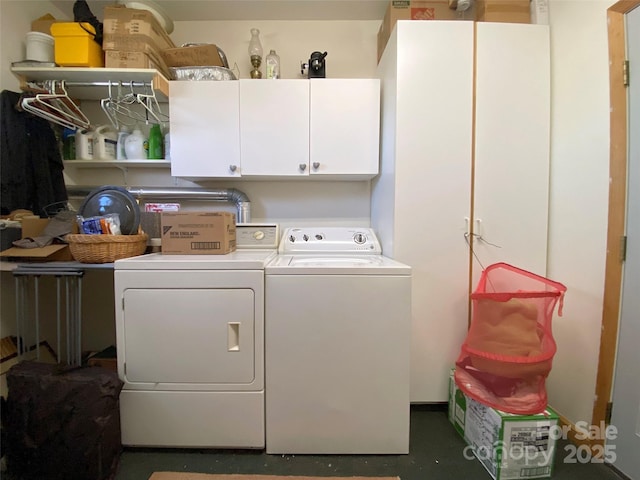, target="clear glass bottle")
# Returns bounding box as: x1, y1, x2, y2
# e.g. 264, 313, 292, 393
248, 28, 263, 79
266, 49, 280, 79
